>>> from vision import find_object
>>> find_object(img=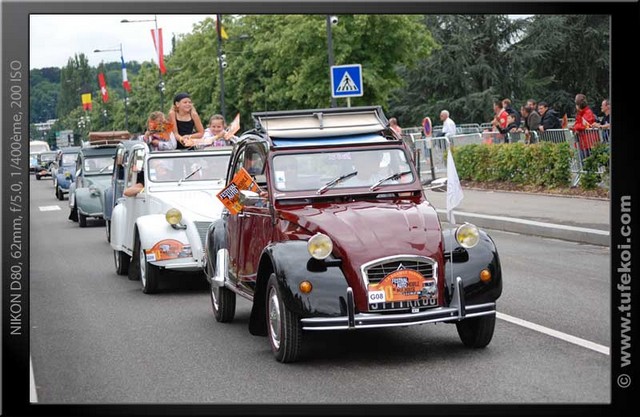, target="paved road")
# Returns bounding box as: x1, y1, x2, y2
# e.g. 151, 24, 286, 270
28, 175, 610, 405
